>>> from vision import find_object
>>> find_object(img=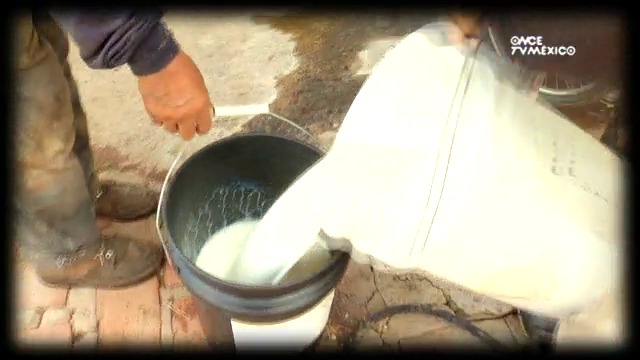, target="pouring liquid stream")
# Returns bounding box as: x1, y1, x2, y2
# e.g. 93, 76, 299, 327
226, 159, 332, 285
